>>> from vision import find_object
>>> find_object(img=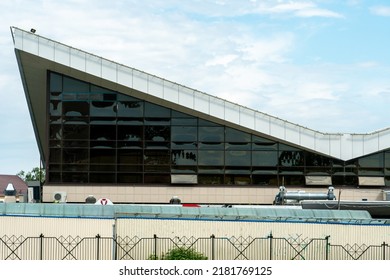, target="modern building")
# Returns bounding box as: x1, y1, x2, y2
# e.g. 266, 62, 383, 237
11, 26, 390, 204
